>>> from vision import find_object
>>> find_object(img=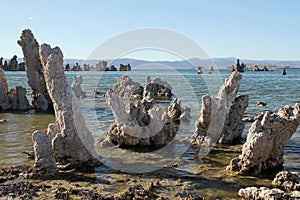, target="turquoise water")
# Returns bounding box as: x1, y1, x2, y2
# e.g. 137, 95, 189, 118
0, 69, 299, 198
